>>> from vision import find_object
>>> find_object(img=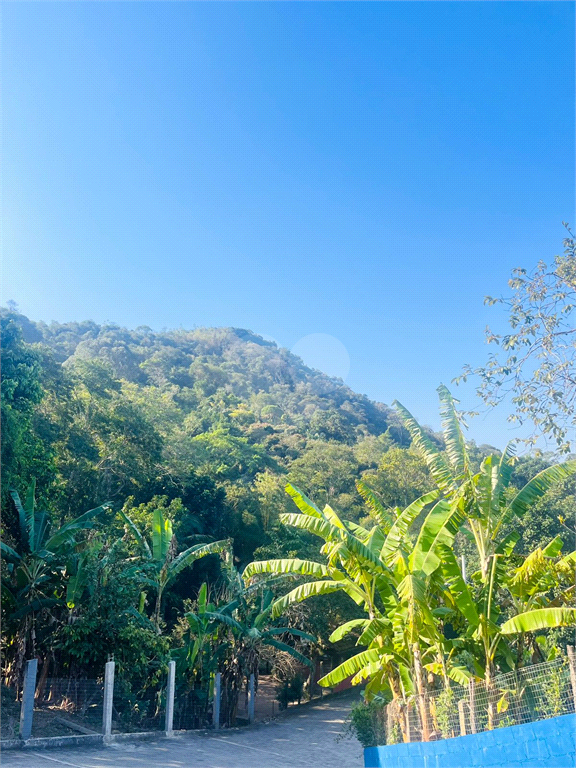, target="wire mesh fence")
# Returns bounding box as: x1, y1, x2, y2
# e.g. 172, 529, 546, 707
32, 677, 104, 737
3, 661, 331, 740
0, 684, 21, 739
113, 672, 167, 733
383, 656, 576, 745
172, 684, 212, 730
249, 676, 280, 721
